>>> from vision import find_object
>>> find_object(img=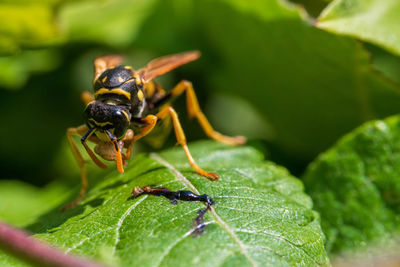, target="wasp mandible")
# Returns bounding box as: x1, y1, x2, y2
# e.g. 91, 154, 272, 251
64, 51, 246, 210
